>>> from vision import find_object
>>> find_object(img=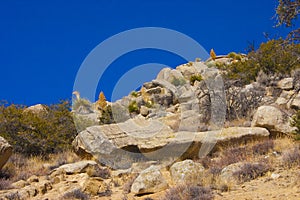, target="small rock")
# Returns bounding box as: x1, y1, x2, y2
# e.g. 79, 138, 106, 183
131, 165, 168, 195
12, 180, 28, 188
27, 175, 39, 183
82, 177, 109, 196
52, 160, 98, 175
277, 78, 293, 90
271, 173, 280, 179
170, 159, 204, 183
140, 106, 149, 117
